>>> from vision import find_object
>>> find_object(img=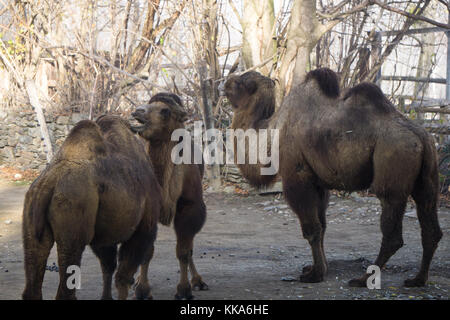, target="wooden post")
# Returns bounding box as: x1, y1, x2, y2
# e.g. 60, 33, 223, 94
25, 80, 54, 162
199, 63, 221, 190
357, 48, 370, 81
399, 96, 405, 113
371, 32, 382, 85
446, 12, 450, 101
